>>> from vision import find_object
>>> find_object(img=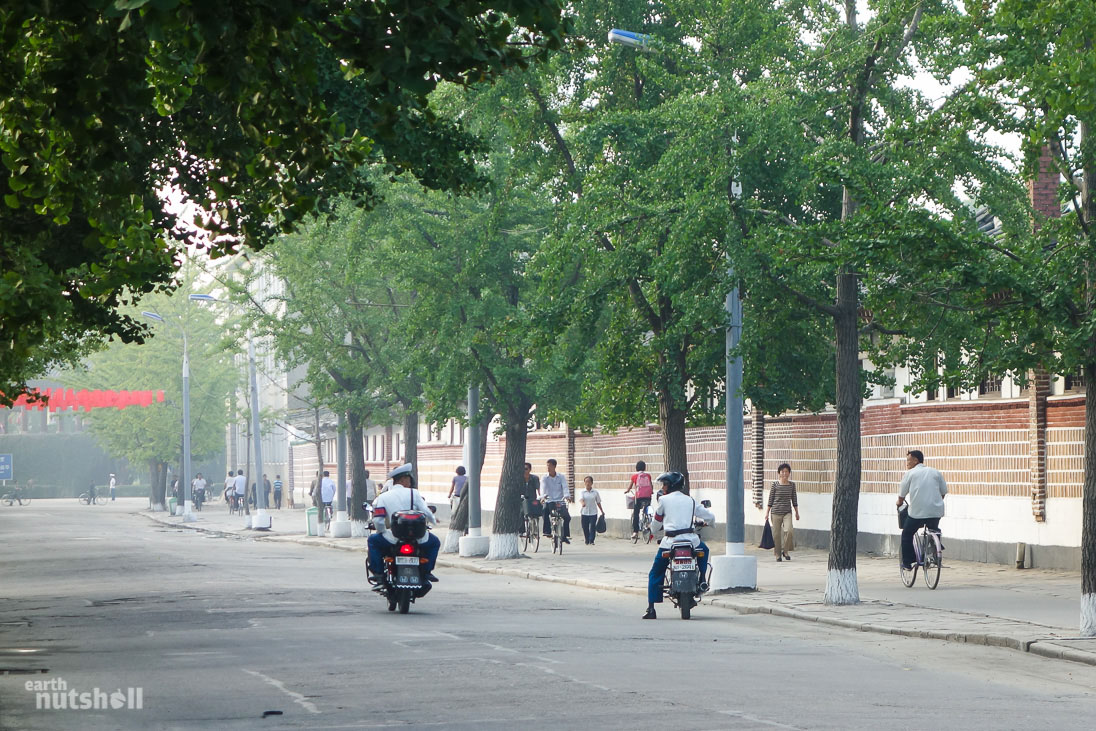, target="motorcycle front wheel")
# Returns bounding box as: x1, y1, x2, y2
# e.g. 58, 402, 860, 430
397, 589, 411, 614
